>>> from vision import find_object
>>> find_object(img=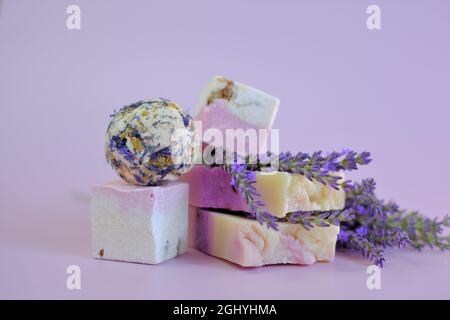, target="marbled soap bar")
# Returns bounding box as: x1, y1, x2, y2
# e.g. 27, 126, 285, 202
194, 75, 279, 132
91, 180, 188, 264
180, 166, 345, 218
189, 207, 339, 267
